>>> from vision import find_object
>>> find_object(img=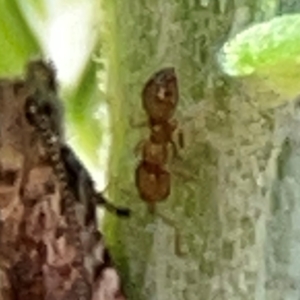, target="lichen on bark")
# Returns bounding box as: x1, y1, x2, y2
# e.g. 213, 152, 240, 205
100, 1, 300, 299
